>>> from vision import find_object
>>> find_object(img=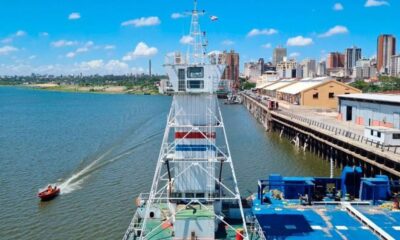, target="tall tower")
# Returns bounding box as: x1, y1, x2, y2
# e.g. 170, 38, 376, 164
377, 34, 396, 74
123, 1, 249, 239
273, 46, 287, 66
345, 46, 362, 75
